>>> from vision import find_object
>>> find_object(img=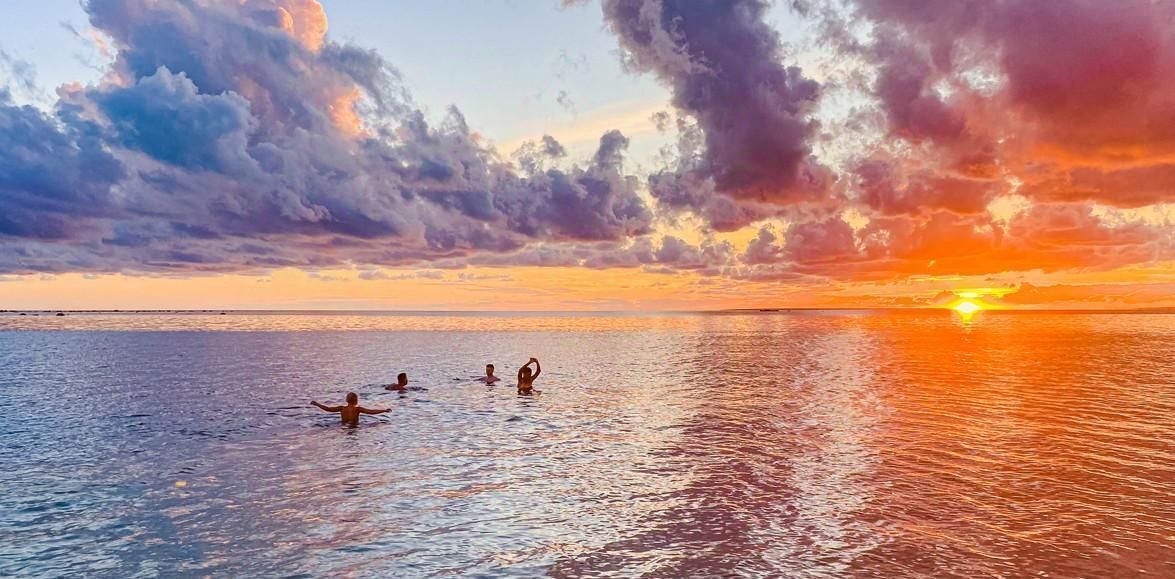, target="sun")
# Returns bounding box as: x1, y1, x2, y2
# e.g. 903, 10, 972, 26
953, 301, 982, 315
